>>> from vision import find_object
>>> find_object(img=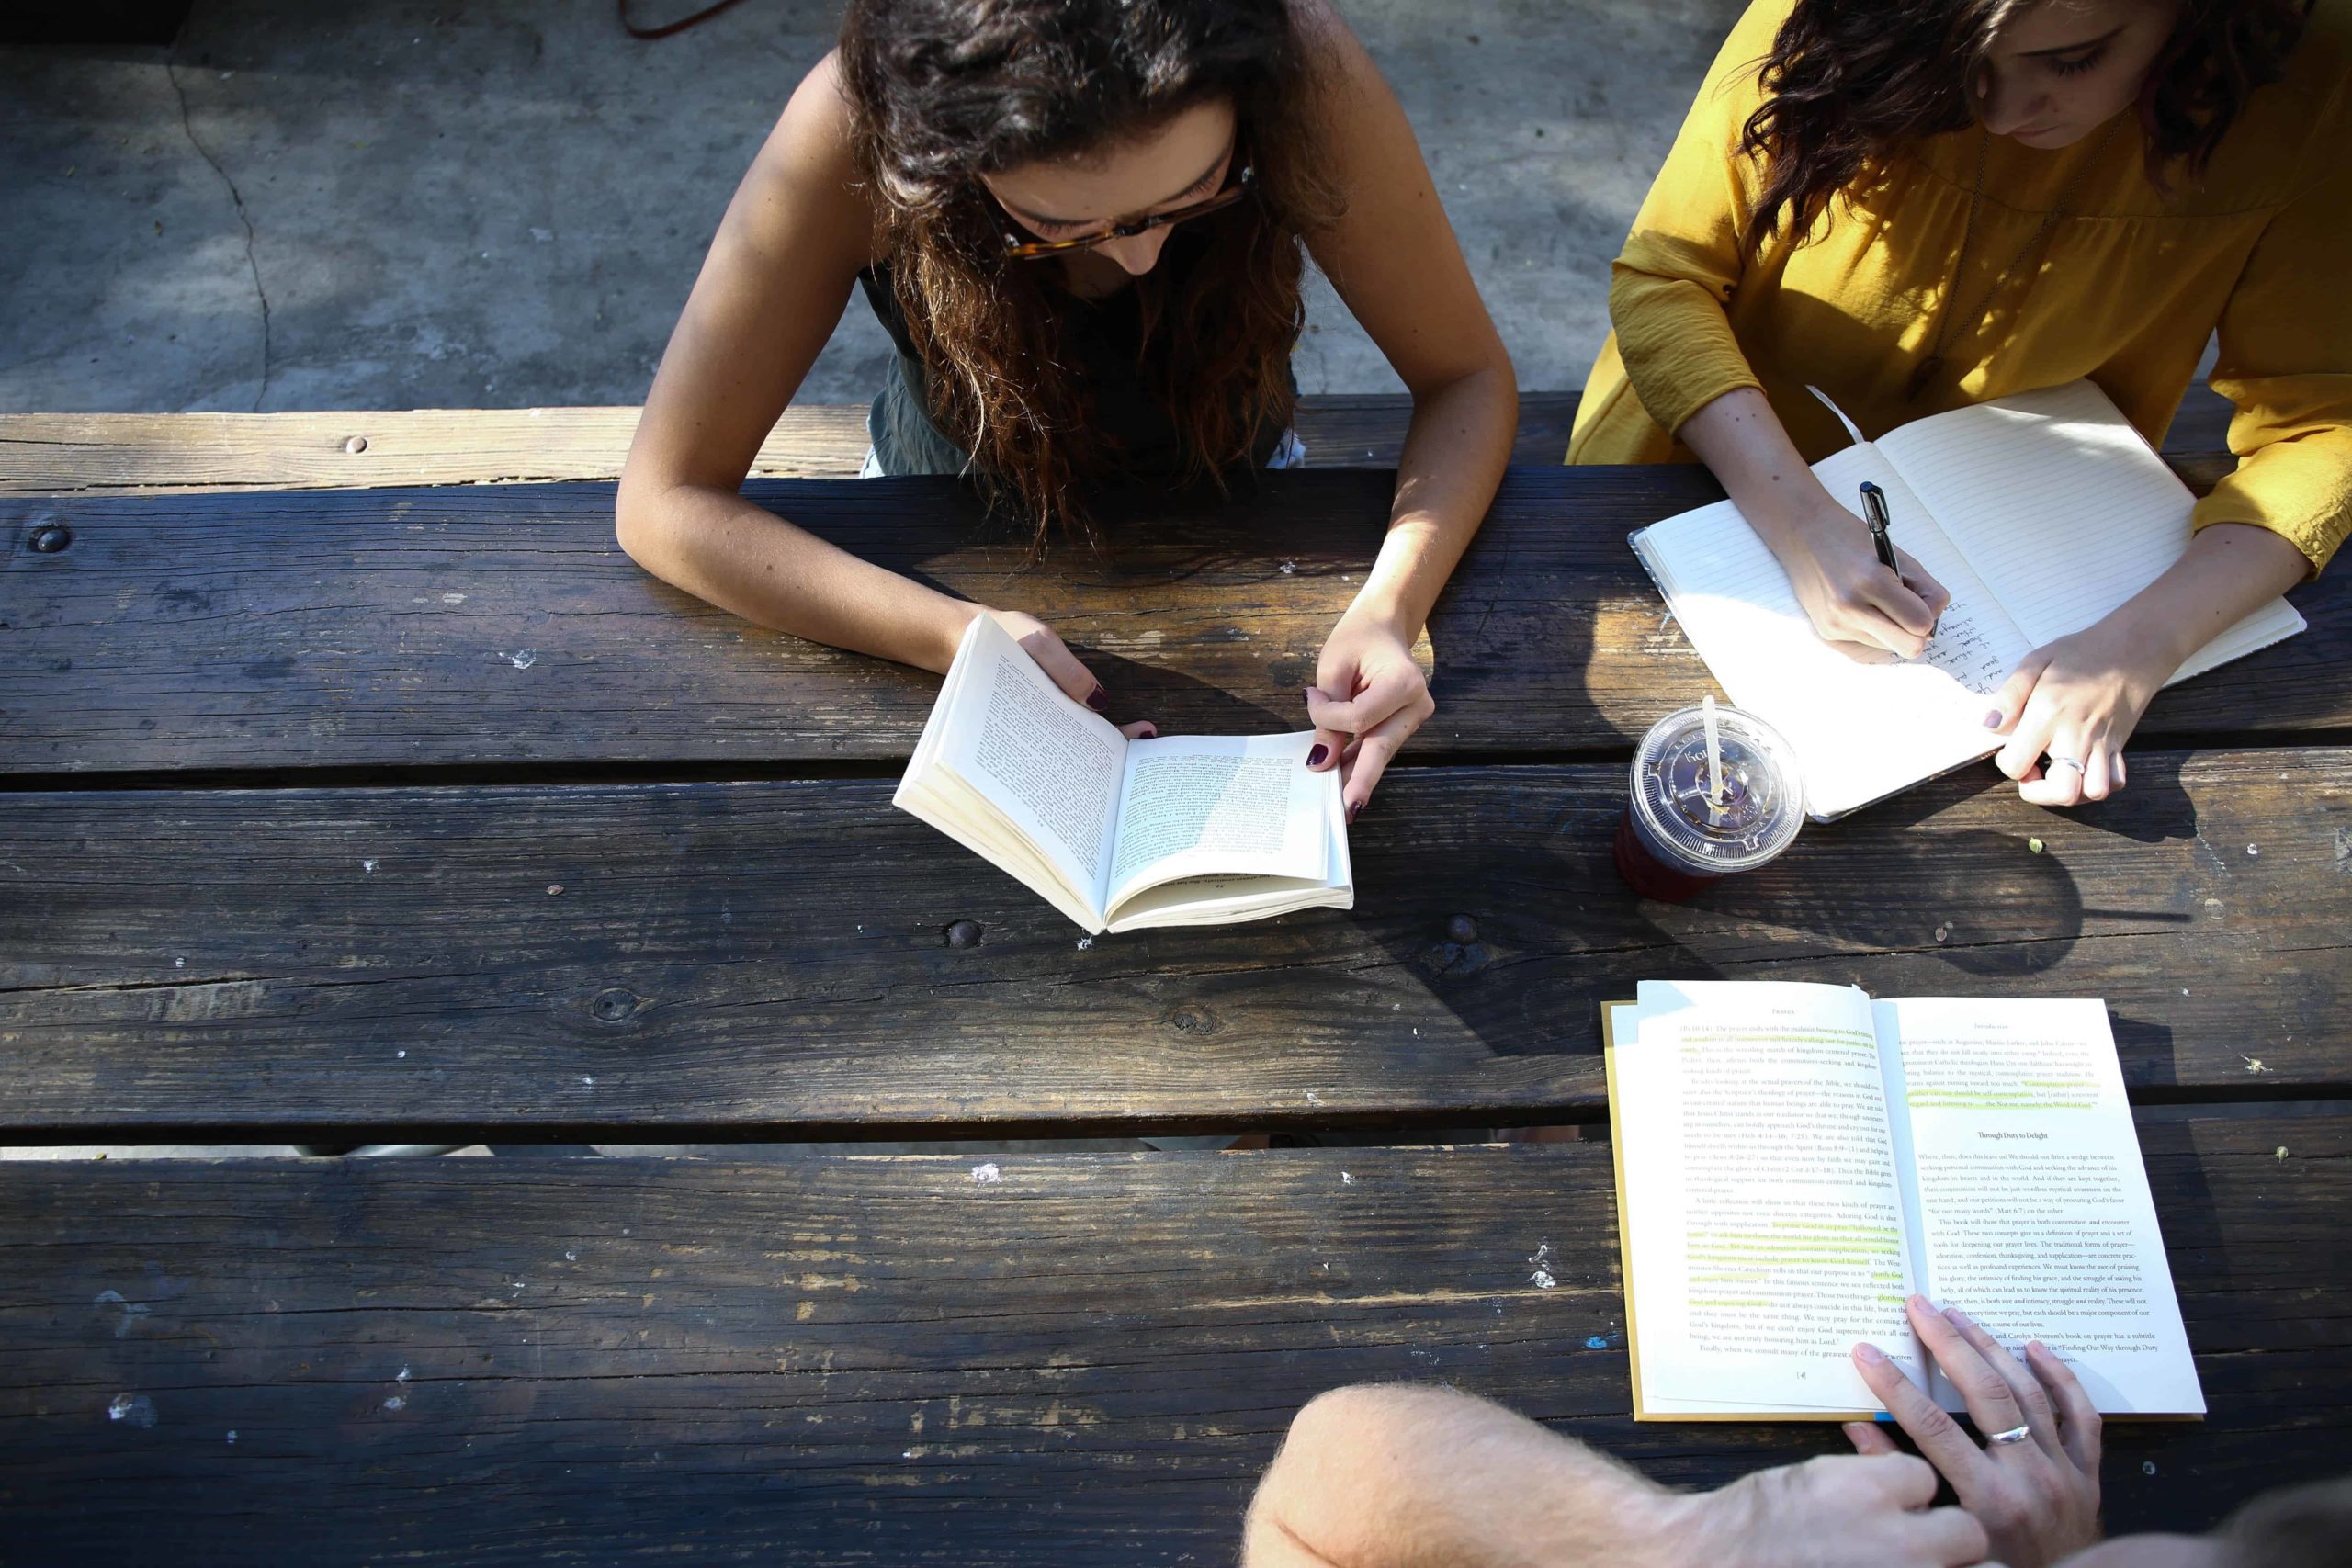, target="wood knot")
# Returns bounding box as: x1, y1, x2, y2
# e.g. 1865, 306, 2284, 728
589, 987, 640, 1023
343, 434, 369, 455
1419, 941, 1492, 981
944, 919, 983, 949
1161, 1005, 1219, 1034
1446, 914, 1479, 944
28, 522, 73, 554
